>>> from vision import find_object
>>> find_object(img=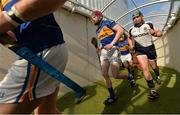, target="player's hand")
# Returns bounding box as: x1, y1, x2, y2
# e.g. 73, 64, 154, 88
129, 46, 135, 54
0, 31, 16, 46
96, 47, 101, 53
6, 31, 16, 39
129, 49, 135, 54
149, 29, 155, 36
104, 44, 113, 50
